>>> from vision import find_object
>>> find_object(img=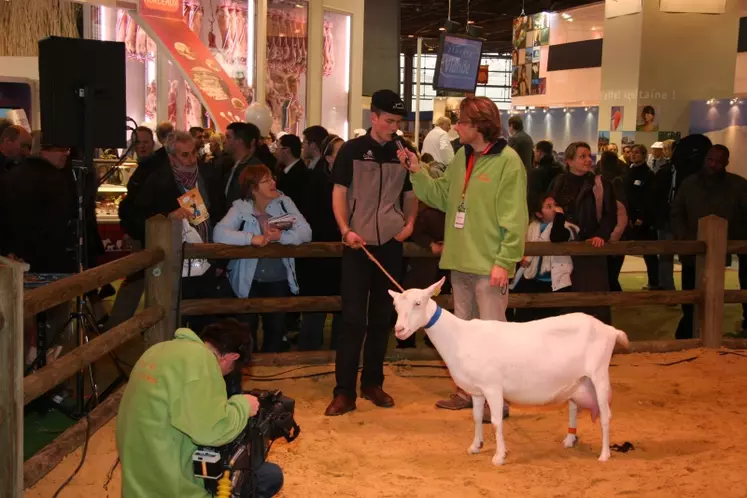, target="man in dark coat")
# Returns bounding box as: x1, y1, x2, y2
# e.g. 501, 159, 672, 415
507, 115, 534, 174
671, 144, 747, 339
274, 134, 309, 207
130, 131, 231, 332
0, 144, 76, 272
626, 144, 659, 290
527, 140, 563, 209
297, 134, 343, 351
0, 125, 32, 175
